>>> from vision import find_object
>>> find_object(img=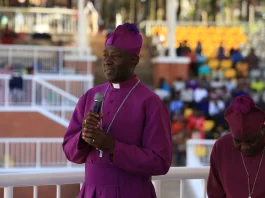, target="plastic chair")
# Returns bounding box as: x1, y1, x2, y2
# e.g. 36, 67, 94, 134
184, 108, 193, 118
220, 59, 232, 69
224, 68, 237, 79
204, 120, 215, 132
208, 59, 220, 70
